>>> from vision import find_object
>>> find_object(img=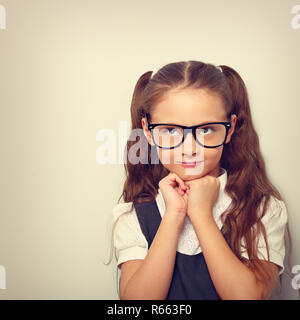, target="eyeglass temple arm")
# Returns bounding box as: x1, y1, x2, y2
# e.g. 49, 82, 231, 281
145, 113, 150, 128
